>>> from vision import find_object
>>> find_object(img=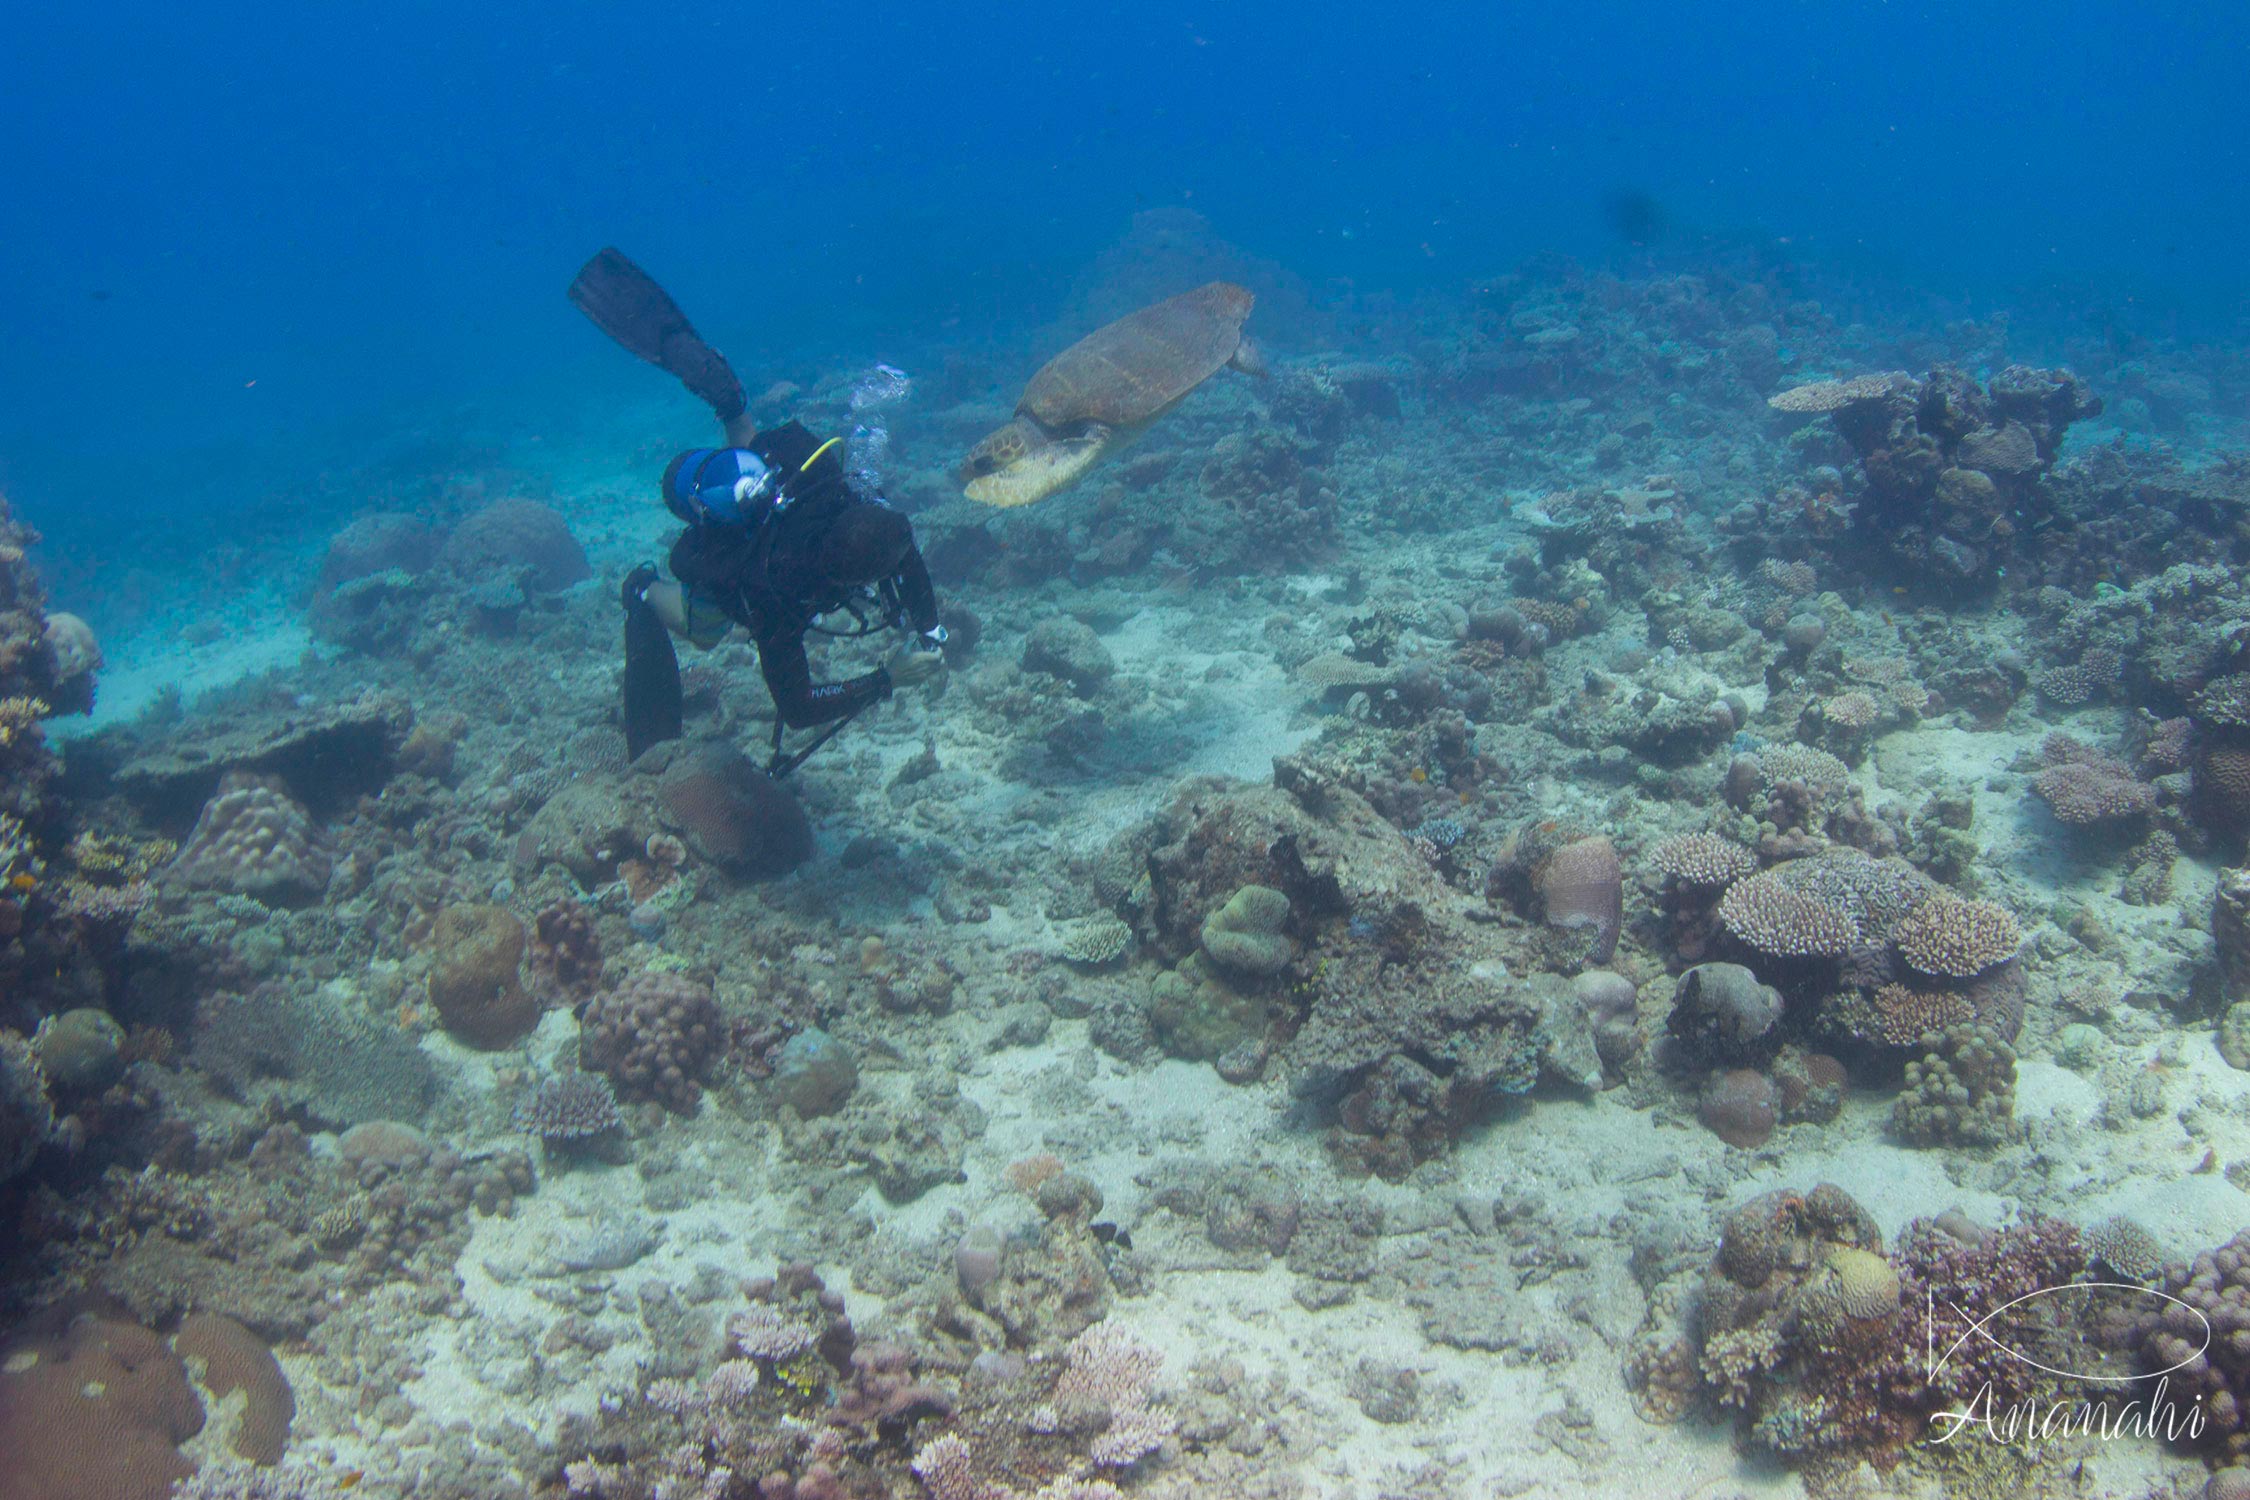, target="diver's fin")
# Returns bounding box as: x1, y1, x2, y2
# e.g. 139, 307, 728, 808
569, 247, 748, 424
621, 575, 684, 761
